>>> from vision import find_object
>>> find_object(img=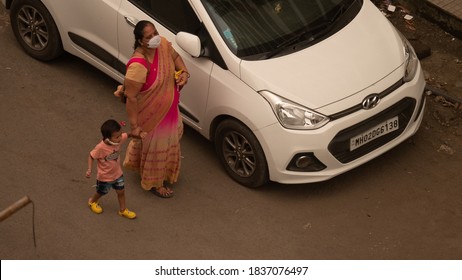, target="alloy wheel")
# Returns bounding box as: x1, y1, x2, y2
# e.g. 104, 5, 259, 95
222, 131, 256, 178
16, 5, 49, 51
